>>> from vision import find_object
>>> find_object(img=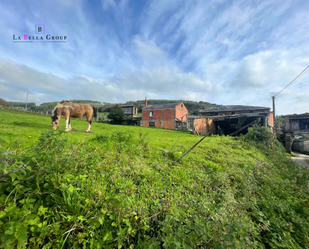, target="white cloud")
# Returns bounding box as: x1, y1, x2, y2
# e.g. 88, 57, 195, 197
1, 0, 309, 116
122, 66, 211, 98
101, 0, 116, 11
133, 36, 166, 64
0, 59, 212, 105
0, 60, 124, 104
